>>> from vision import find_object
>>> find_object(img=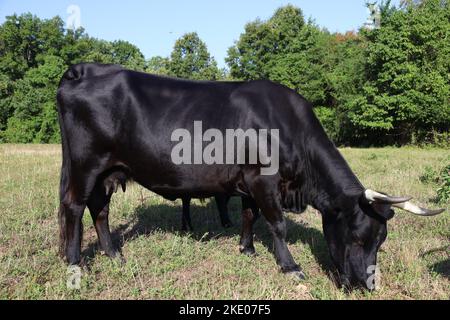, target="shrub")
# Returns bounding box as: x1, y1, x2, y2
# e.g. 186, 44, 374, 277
420, 164, 450, 204
314, 107, 338, 142
436, 165, 450, 204
420, 166, 439, 184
